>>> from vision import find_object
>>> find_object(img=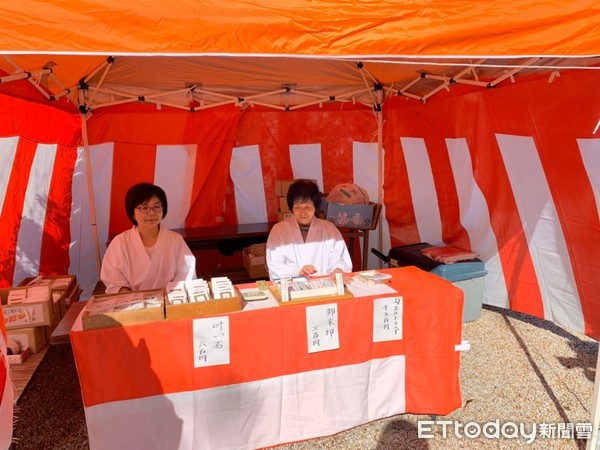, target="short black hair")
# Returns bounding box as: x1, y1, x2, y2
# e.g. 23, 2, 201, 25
125, 183, 168, 226
287, 179, 322, 211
